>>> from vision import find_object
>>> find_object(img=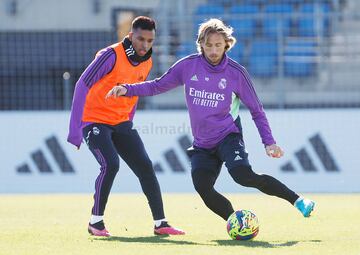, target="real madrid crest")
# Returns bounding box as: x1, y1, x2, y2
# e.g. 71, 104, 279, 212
218, 78, 227, 89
